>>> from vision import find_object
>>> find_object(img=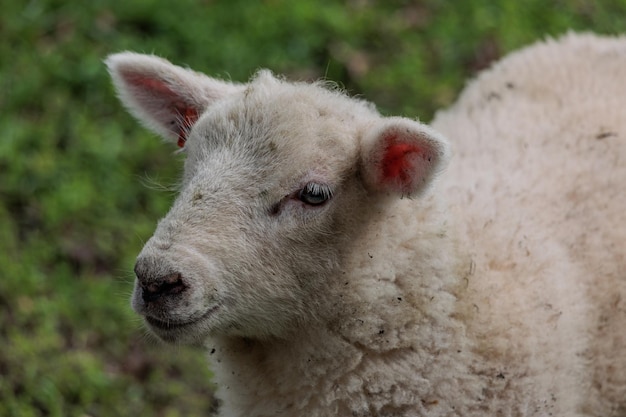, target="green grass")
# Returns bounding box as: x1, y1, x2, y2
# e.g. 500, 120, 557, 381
2, 0, 626, 415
